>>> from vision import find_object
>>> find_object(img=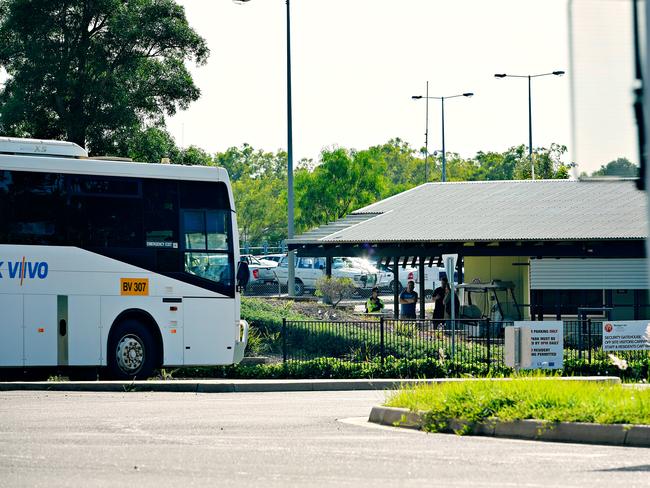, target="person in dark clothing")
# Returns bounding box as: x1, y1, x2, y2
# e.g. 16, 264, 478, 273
399, 280, 418, 319
432, 277, 449, 321
443, 282, 460, 319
